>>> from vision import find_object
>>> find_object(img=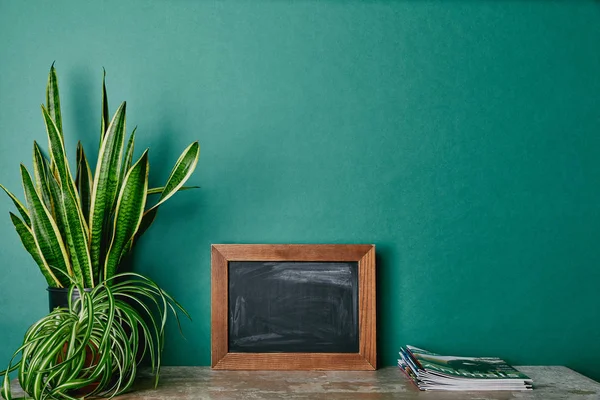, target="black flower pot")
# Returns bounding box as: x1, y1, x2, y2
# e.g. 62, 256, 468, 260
47, 287, 93, 312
